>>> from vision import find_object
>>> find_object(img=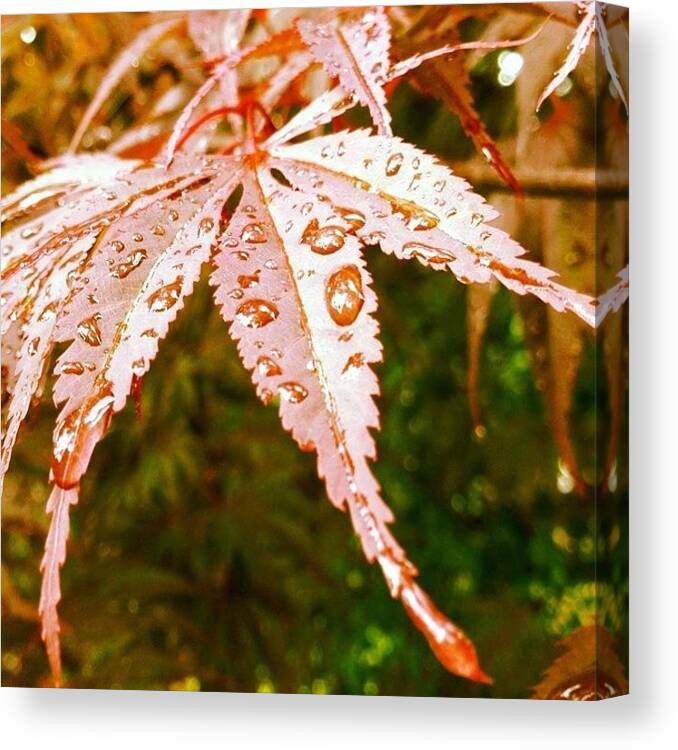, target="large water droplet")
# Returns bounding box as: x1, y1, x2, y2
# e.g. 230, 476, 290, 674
77, 313, 102, 346
302, 219, 346, 255
385, 152, 404, 176
279, 381, 308, 404
236, 299, 279, 328
325, 265, 364, 326
147, 277, 183, 312
241, 222, 266, 244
